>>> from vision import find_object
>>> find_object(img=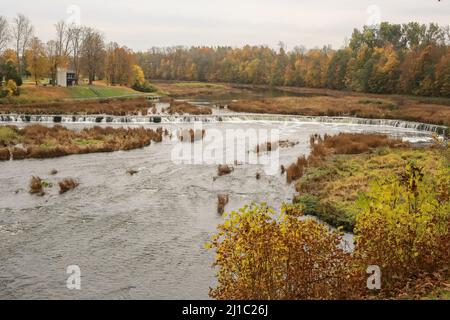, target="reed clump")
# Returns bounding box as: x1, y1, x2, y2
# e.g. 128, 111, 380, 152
0, 147, 10, 160
29, 176, 45, 196
59, 178, 79, 194
178, 129, 206, 142
164, 100, 212, 115
218, 194, 229, 215
1, 125, 165, 161
256, 141, 278, 154
218, 165, 234, 177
